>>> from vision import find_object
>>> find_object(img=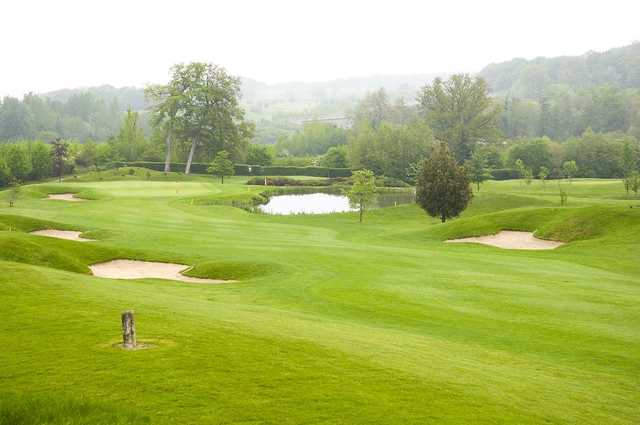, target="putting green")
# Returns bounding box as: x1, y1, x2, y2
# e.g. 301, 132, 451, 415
0, 175, 638, 424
